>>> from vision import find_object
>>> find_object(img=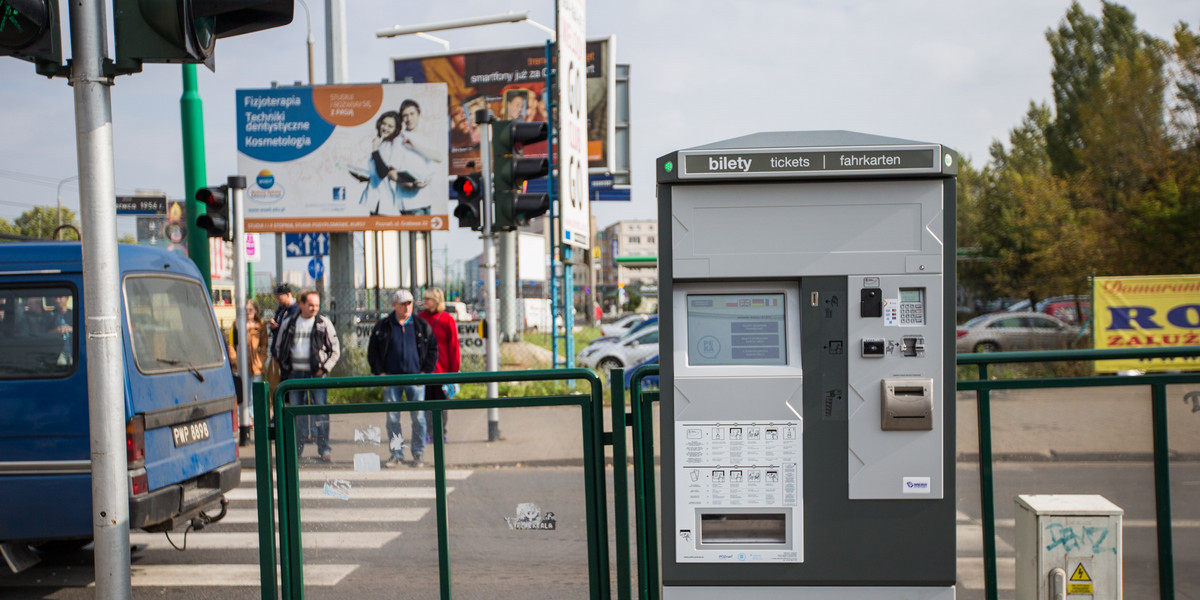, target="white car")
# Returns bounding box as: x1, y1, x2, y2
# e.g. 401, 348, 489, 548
600, 313, 648, 338
577, 324, 659, 377
445, 301, 472, 322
